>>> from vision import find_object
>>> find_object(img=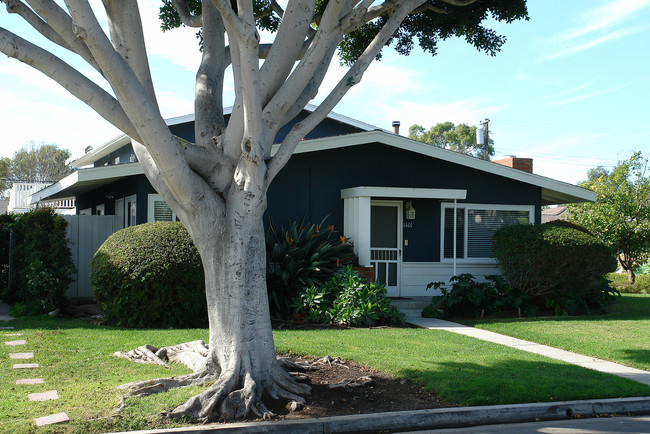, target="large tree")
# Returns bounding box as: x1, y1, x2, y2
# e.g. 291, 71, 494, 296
1, 0, 527, 421
409, 121, 494, 159
568, 152, 650, 284
10, 142, 72, 183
